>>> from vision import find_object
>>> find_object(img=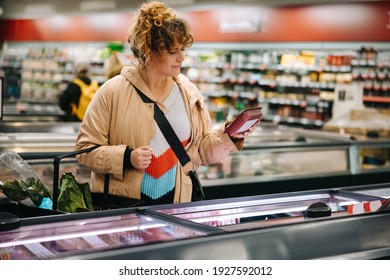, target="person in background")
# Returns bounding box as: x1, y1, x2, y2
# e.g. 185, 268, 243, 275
59, 62, 95, 121
104, 51, 125, 79
103, 41, 126, 79
75, 1, 260, 205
